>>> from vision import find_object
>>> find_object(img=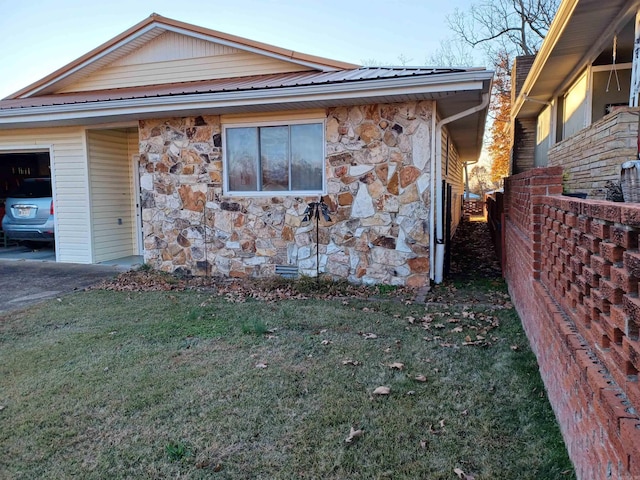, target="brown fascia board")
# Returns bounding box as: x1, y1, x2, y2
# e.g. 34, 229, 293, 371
6, 13, 359, 100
